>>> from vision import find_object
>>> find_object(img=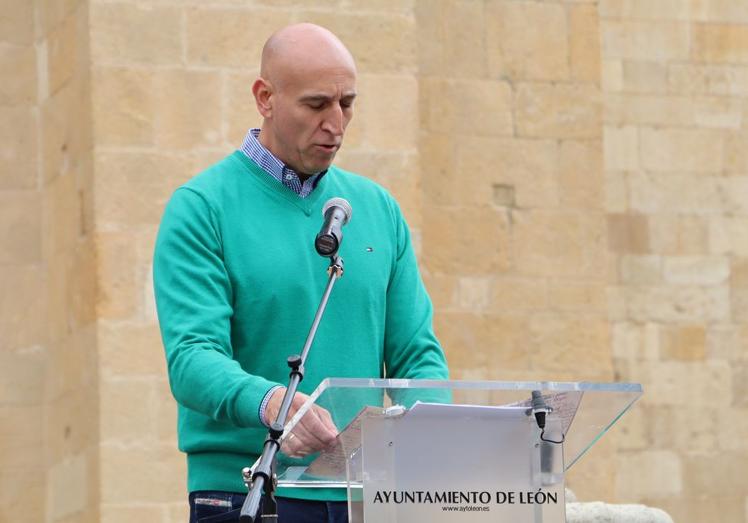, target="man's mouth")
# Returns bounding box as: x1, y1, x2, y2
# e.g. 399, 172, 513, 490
315, 144, 338, 153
